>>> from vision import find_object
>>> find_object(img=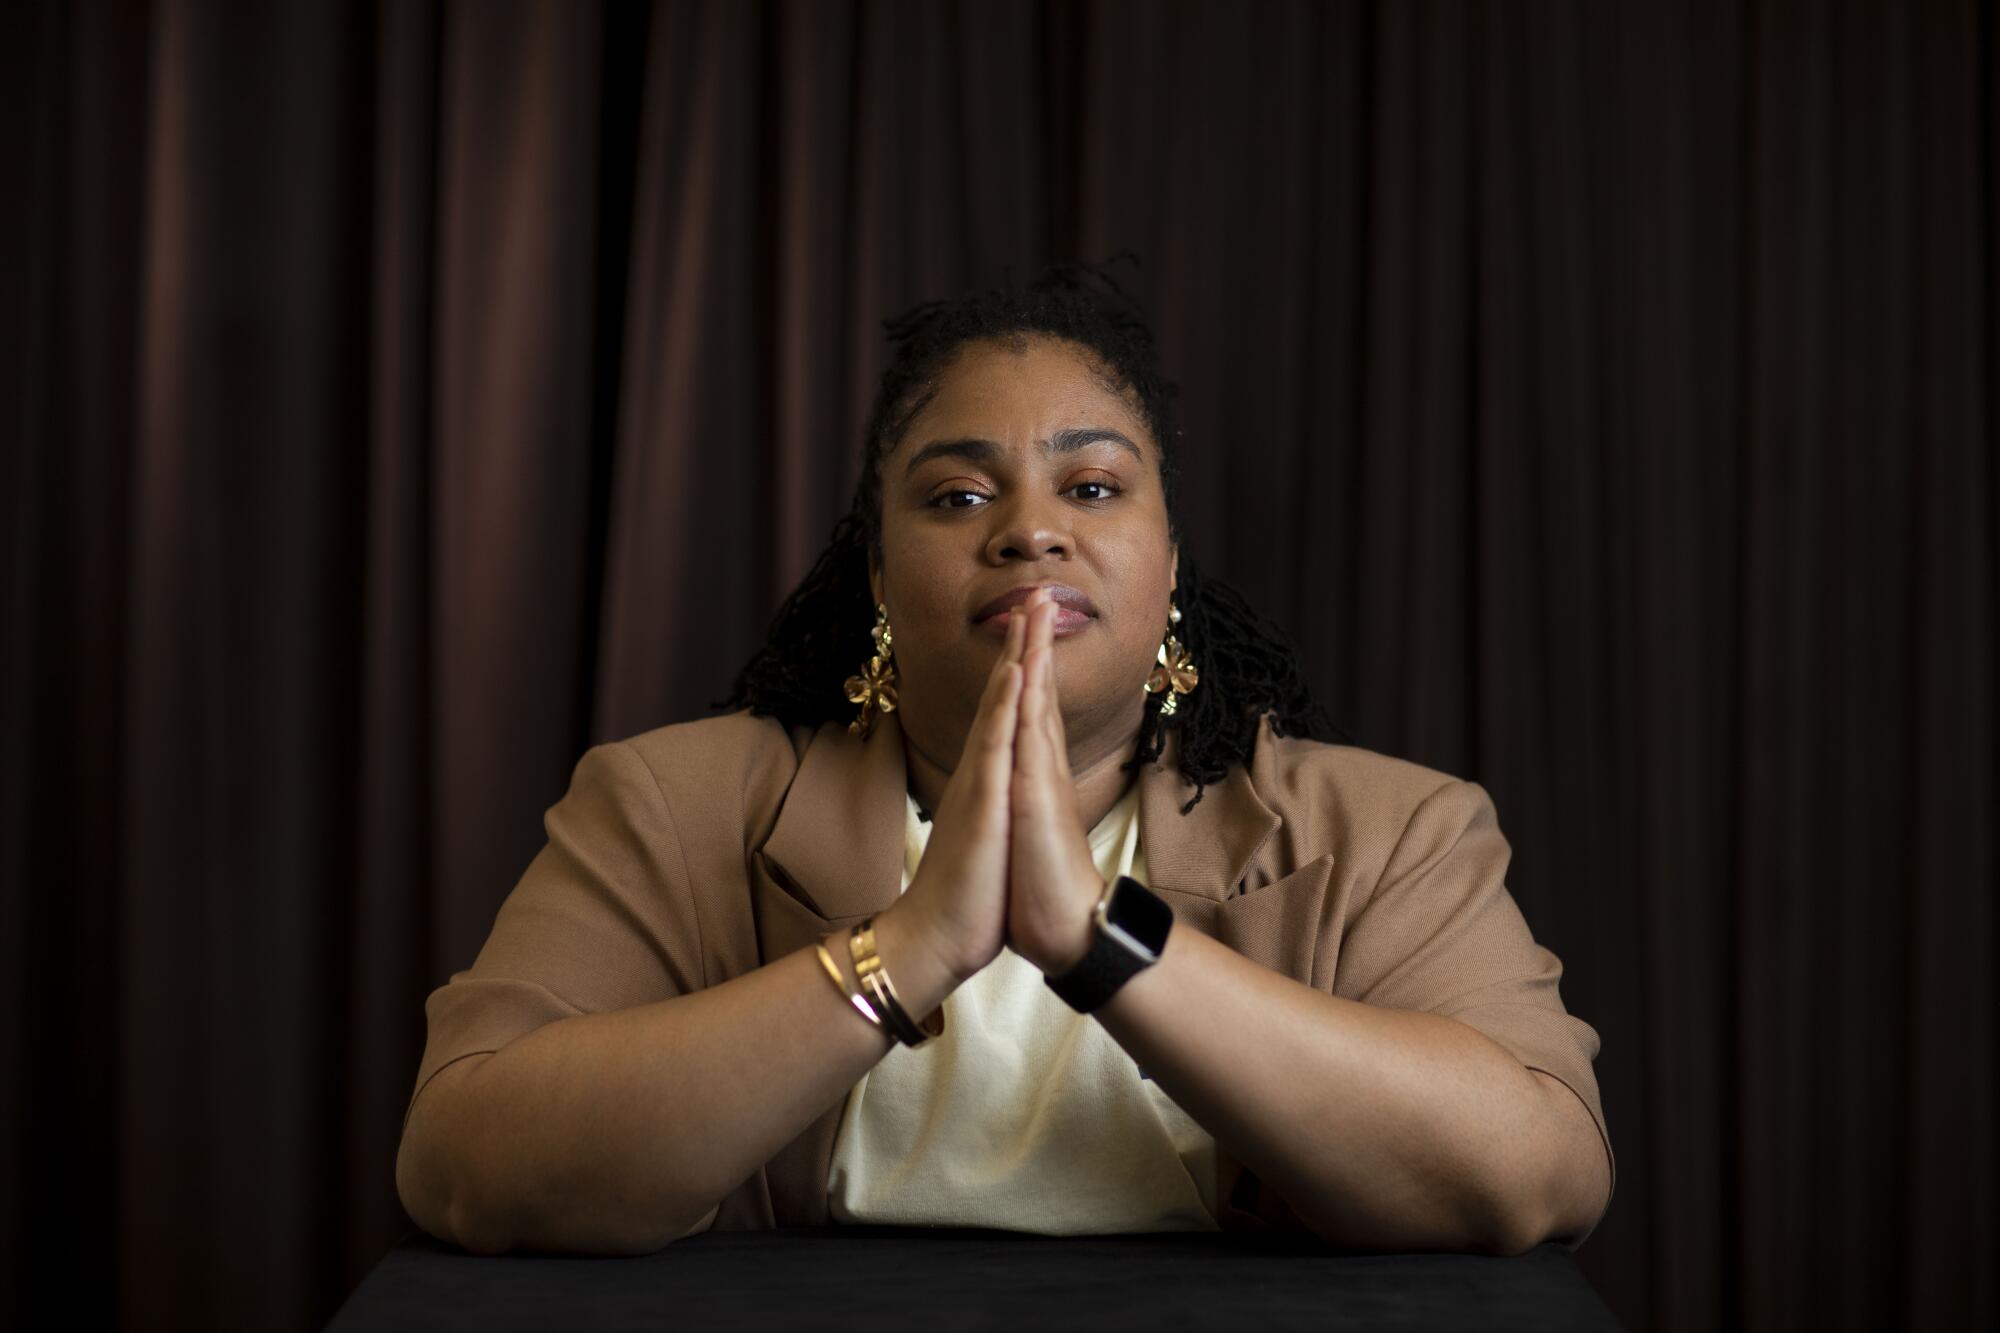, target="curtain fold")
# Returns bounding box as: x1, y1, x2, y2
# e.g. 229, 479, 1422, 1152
7, 2, 1994, 1330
